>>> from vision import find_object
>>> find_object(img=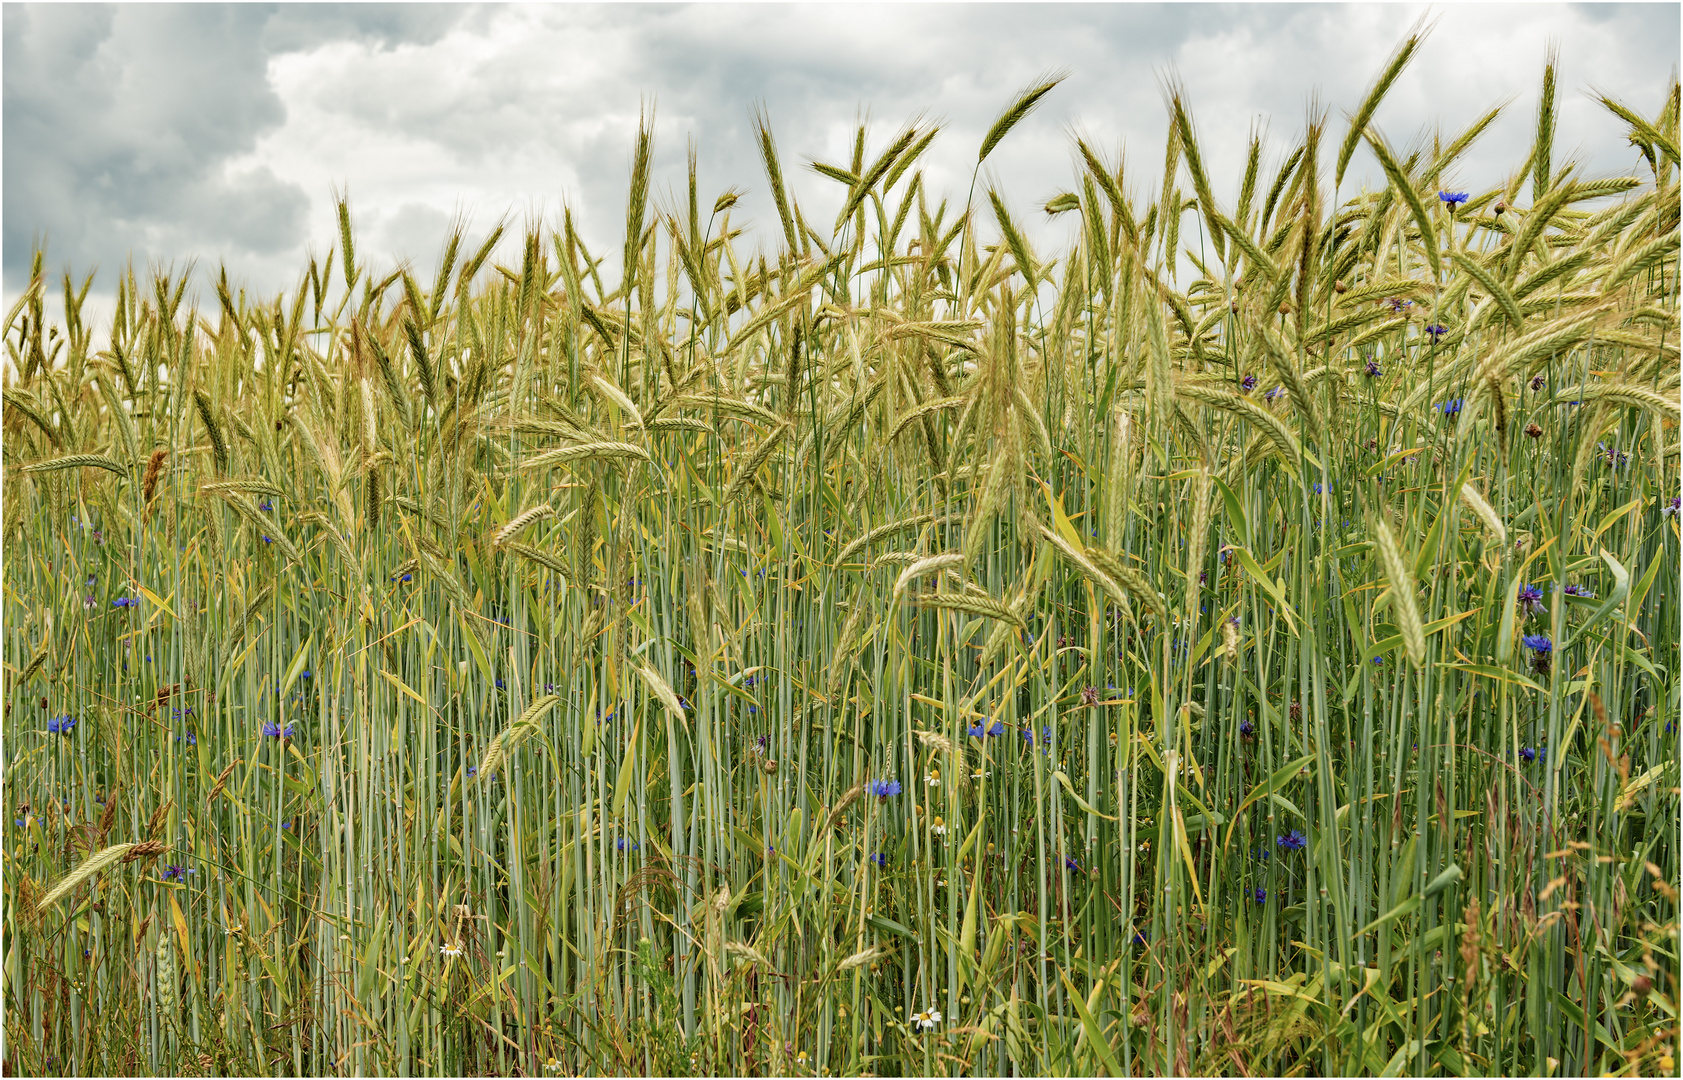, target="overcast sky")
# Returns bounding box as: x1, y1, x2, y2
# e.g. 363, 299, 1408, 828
4, 2, 1678, 338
